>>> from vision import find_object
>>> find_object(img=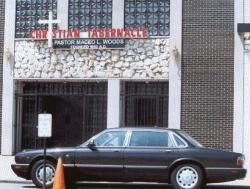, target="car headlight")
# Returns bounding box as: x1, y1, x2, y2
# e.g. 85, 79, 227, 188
236, 155, 245, 167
